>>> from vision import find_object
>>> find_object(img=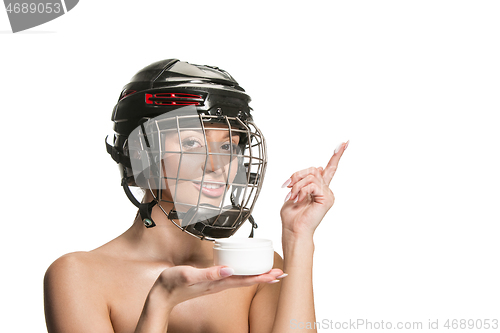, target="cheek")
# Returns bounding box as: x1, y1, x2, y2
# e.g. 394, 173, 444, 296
160, 156, 199, 202
161, 154, 205, 183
